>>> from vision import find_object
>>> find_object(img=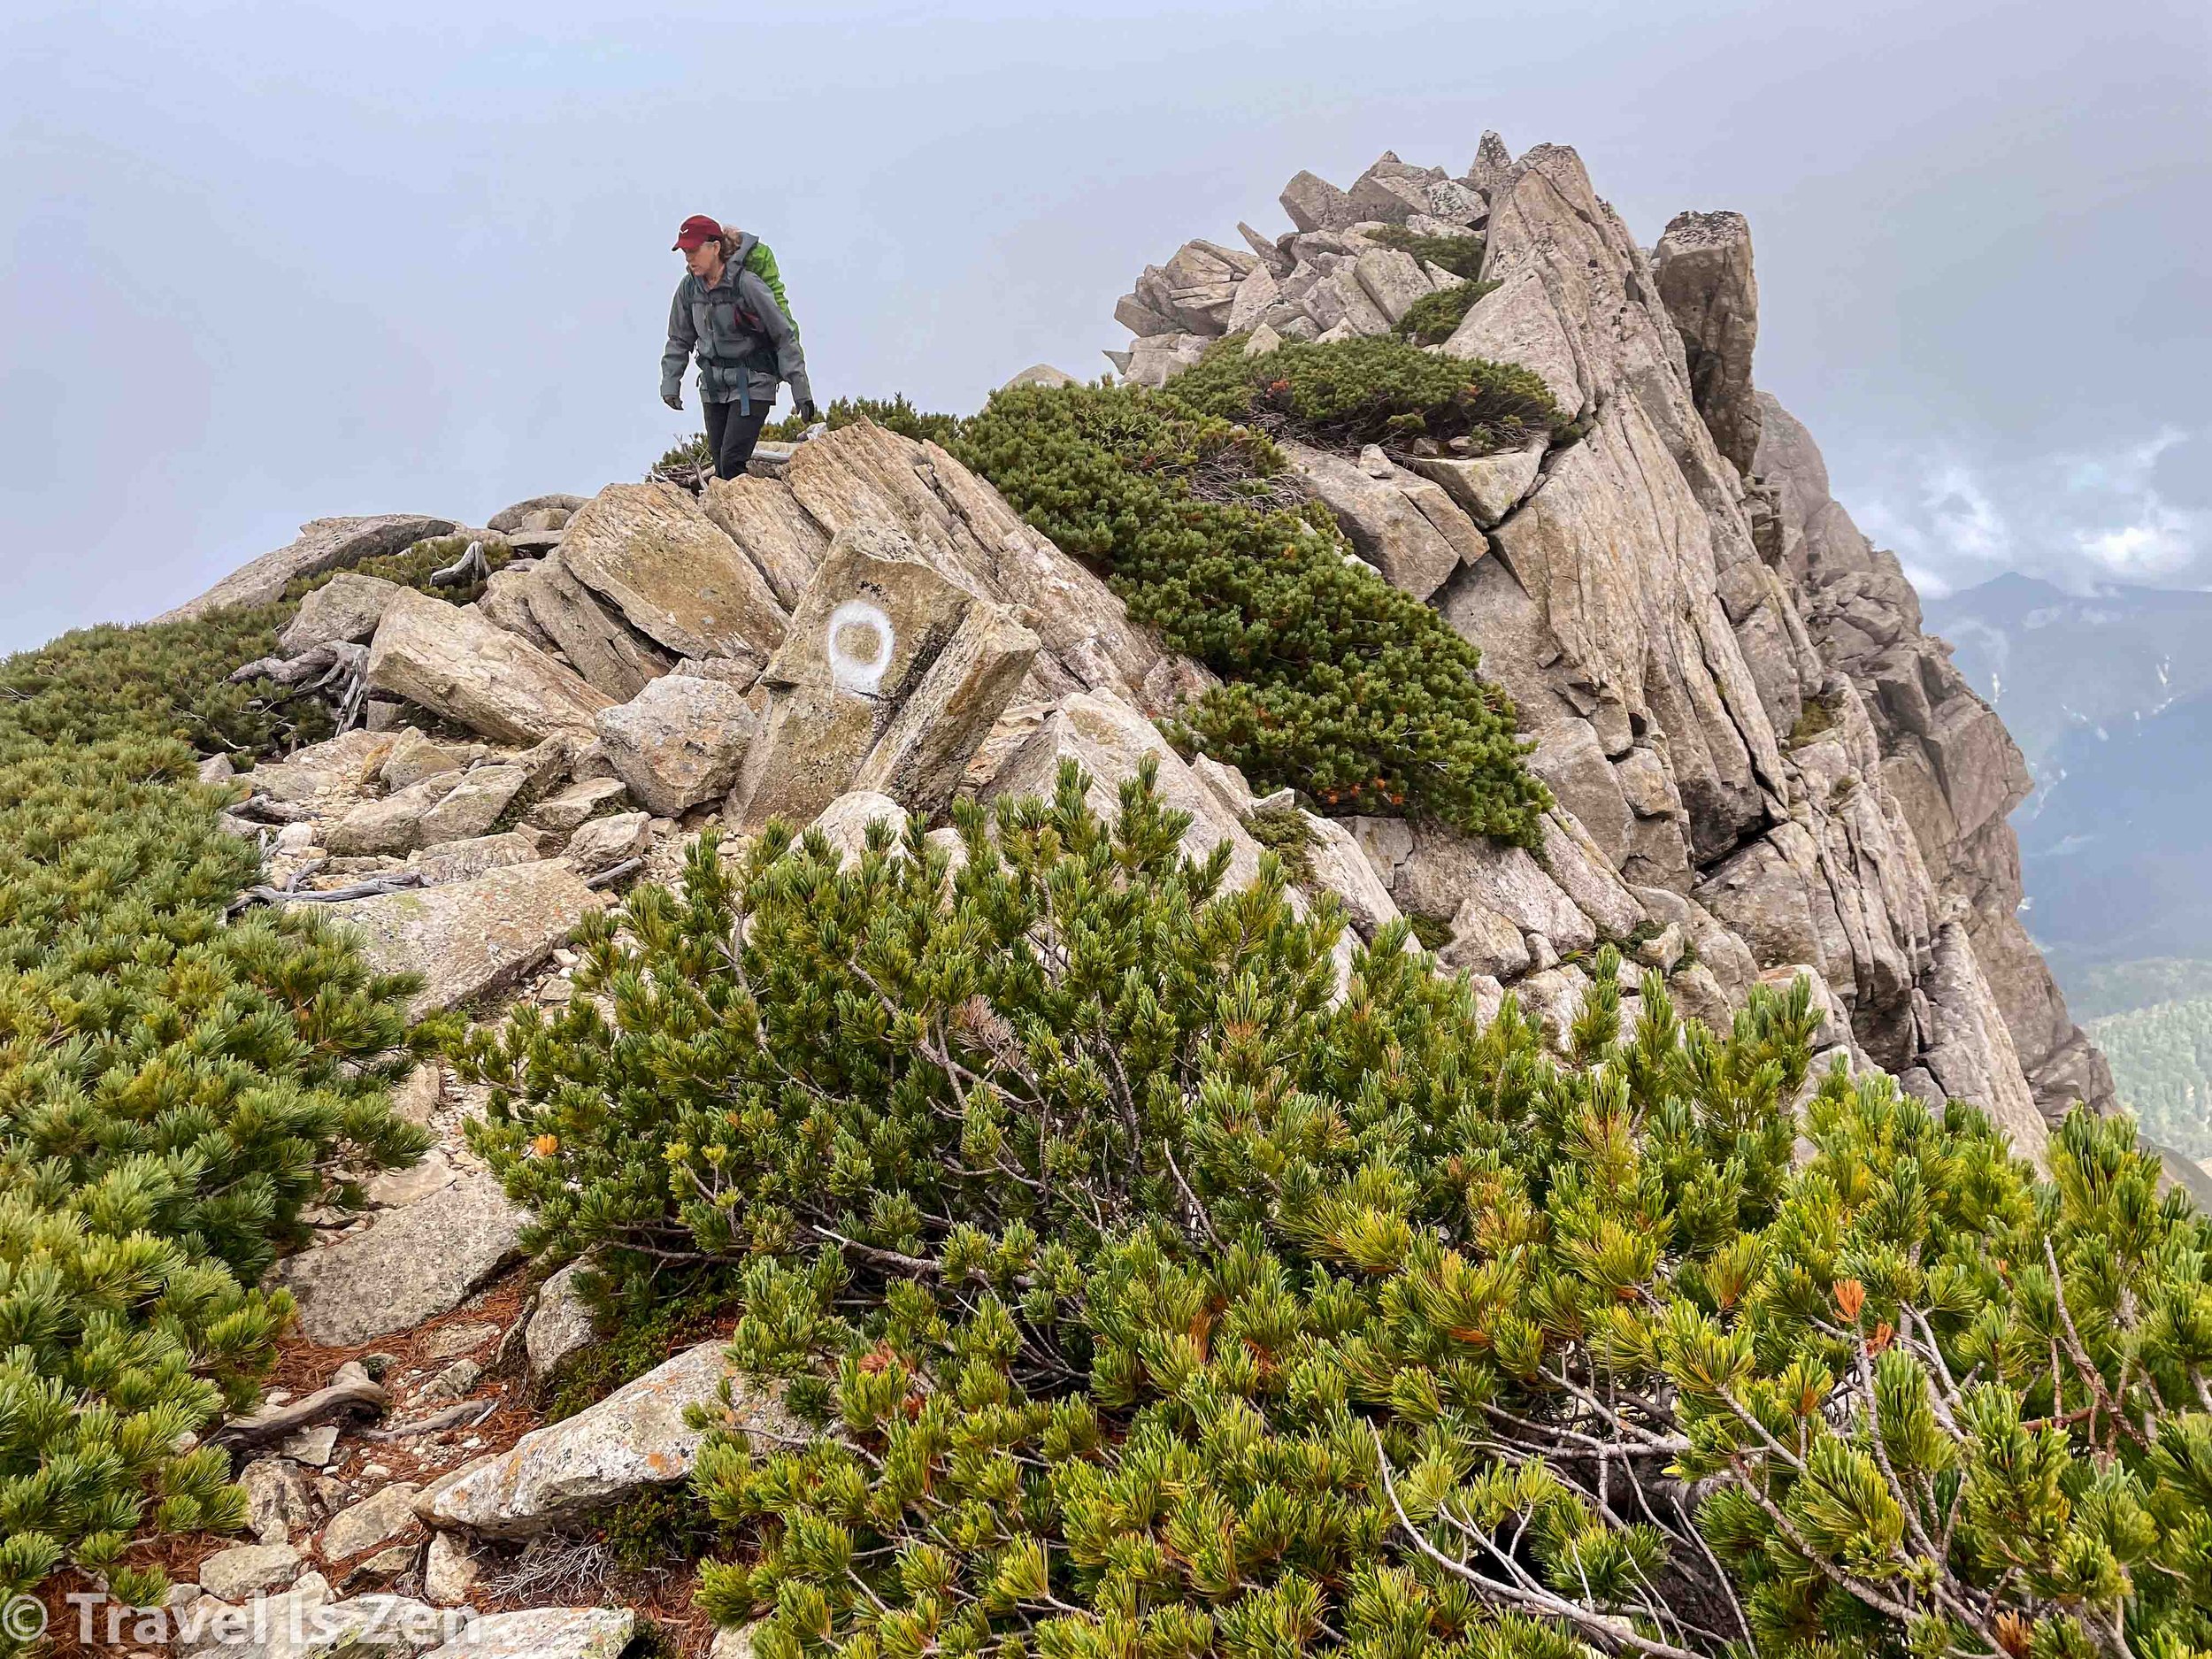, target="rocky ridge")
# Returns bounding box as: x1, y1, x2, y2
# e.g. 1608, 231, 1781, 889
157, 135, 2113, 1655
1105, 138, 2112, 1133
